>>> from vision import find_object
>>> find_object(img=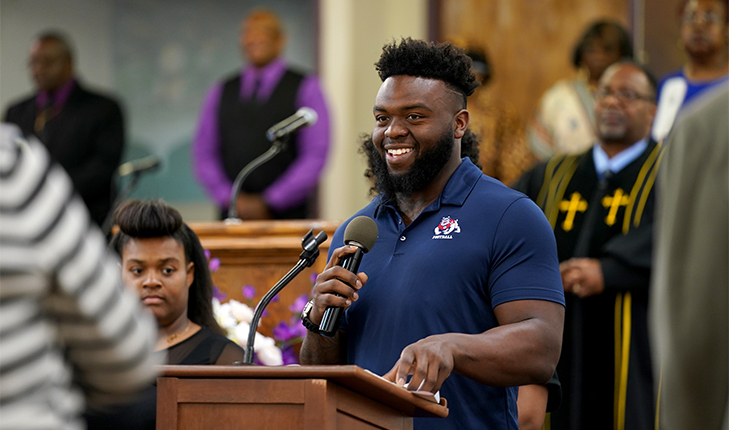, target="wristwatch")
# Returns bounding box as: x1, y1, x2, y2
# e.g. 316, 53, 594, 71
300, 300, 321, 334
